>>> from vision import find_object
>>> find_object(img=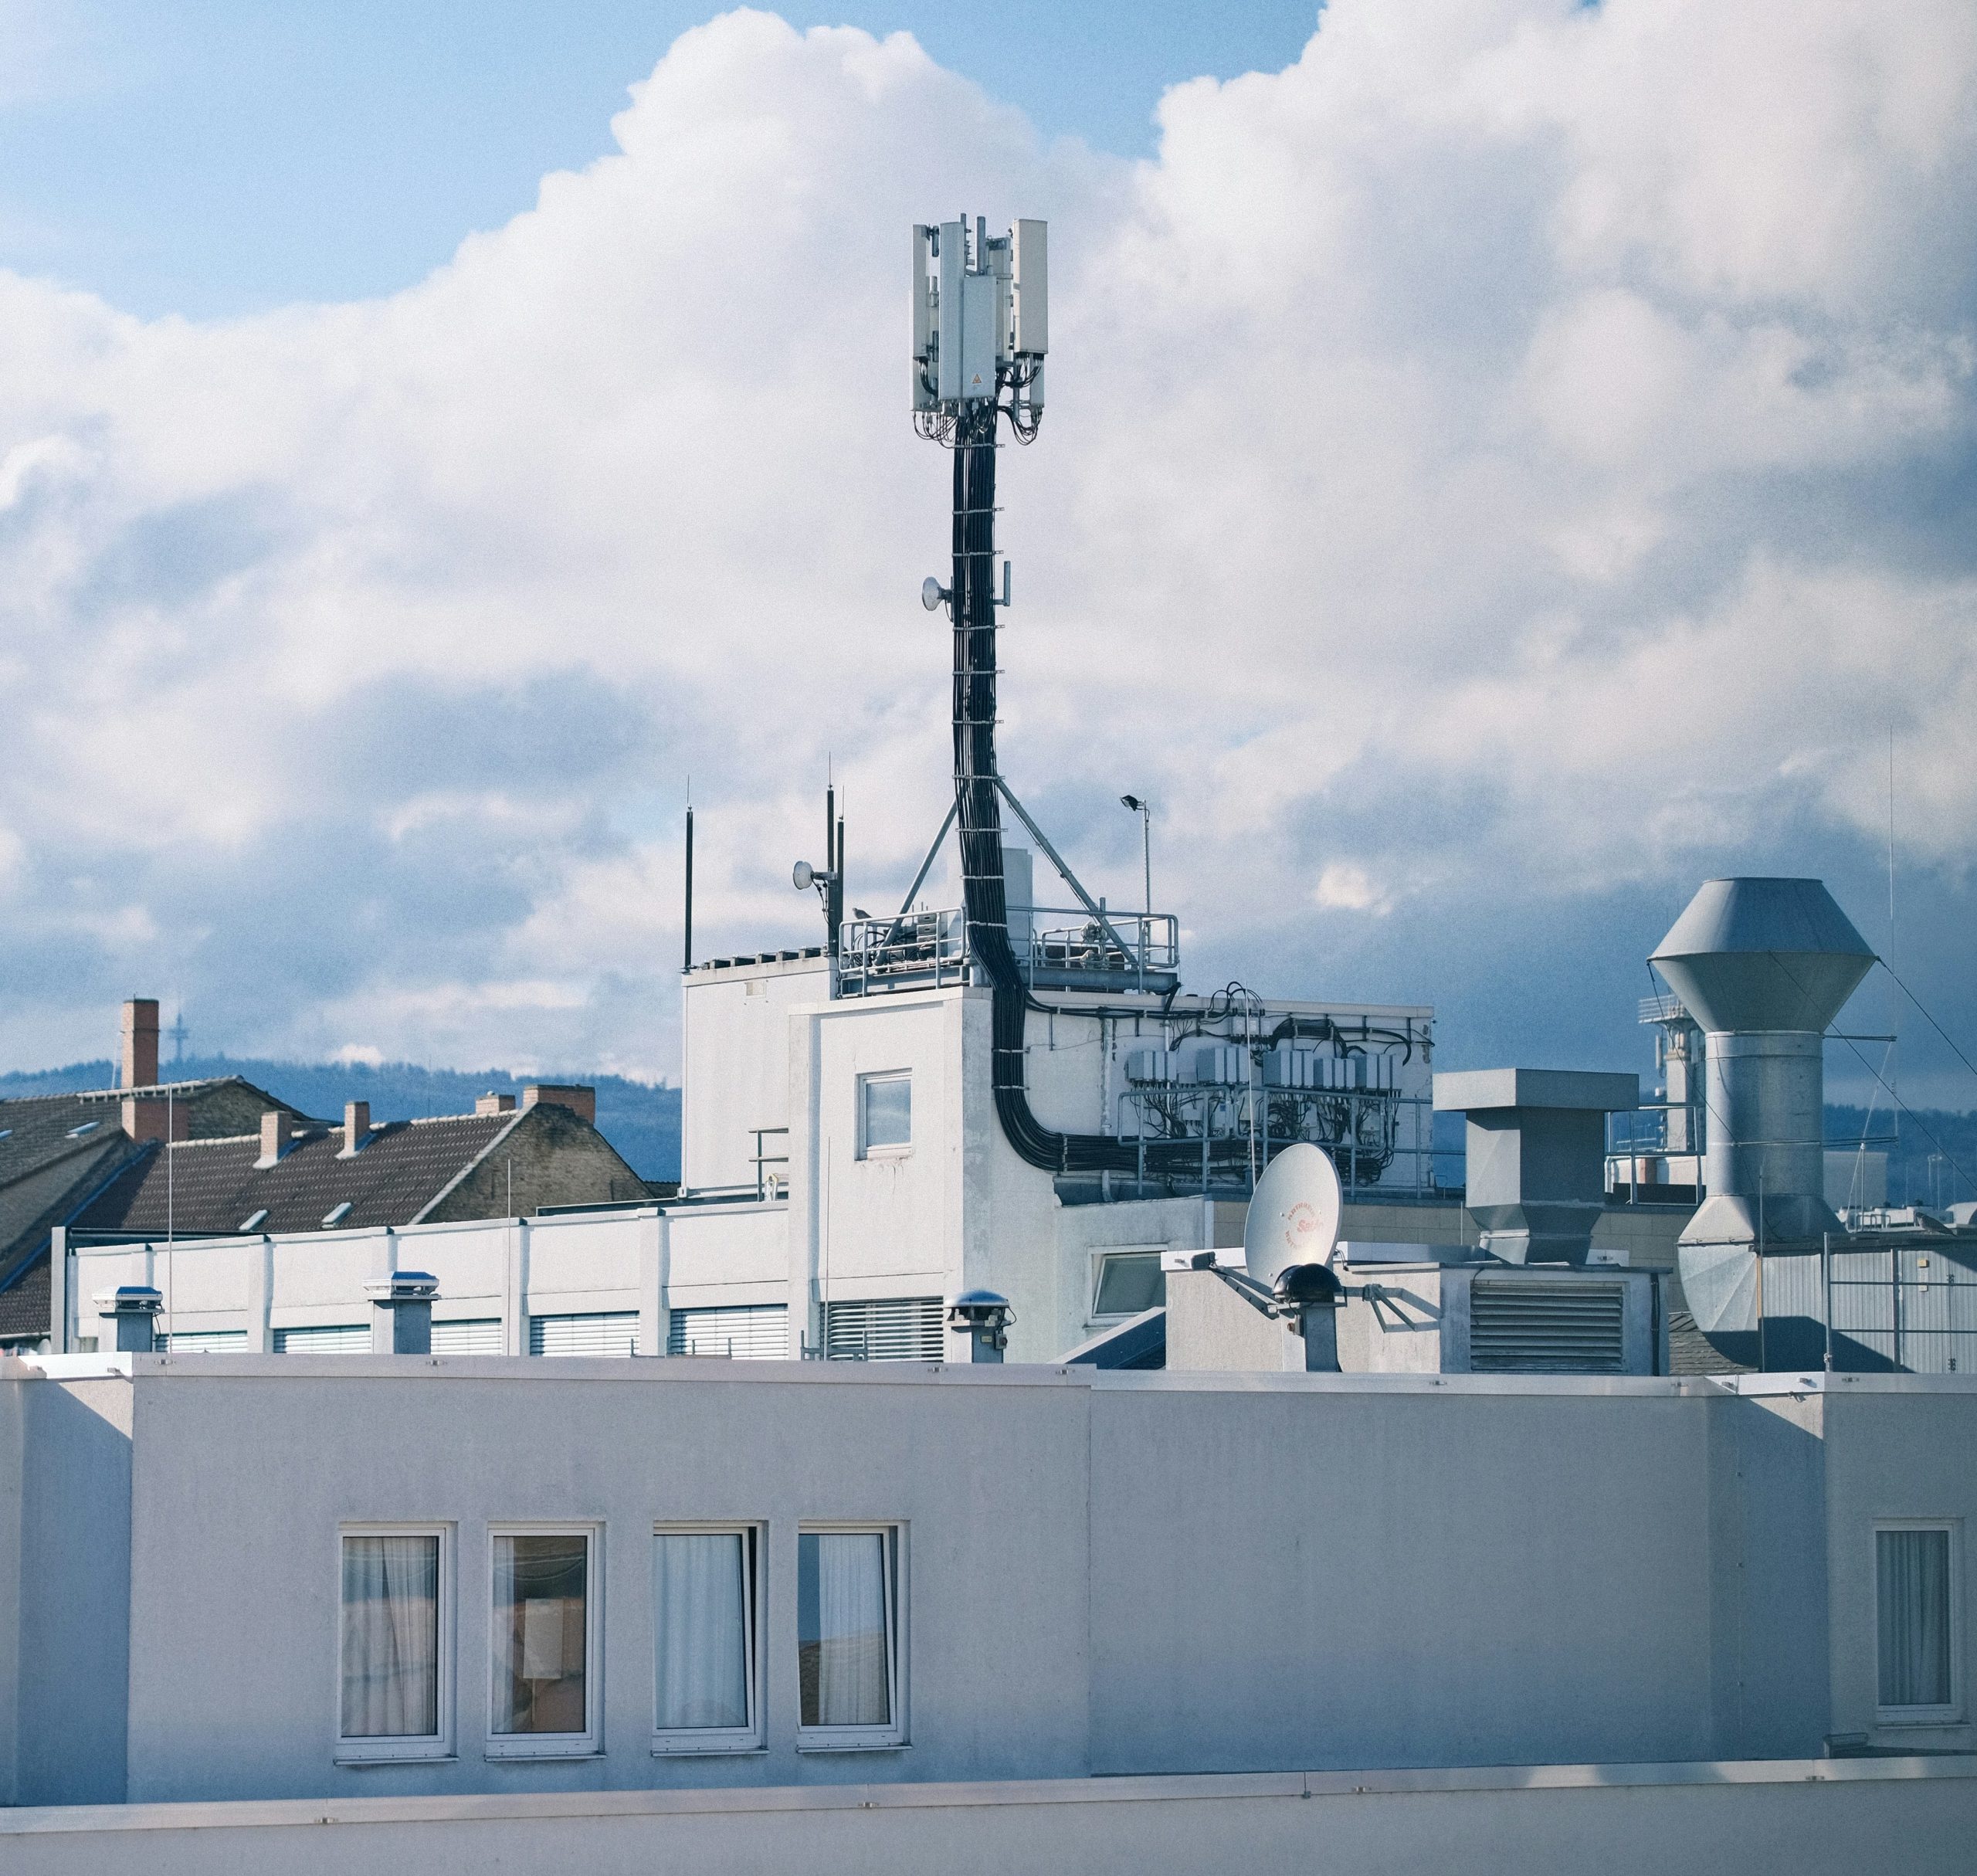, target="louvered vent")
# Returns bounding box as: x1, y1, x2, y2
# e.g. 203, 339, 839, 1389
430, 1318, 504, 1355
668, 1304, 790, 1360
822, 1297, 944, 1362
1470, 1277, 1625, 1374
529, 1311, 639, 1358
